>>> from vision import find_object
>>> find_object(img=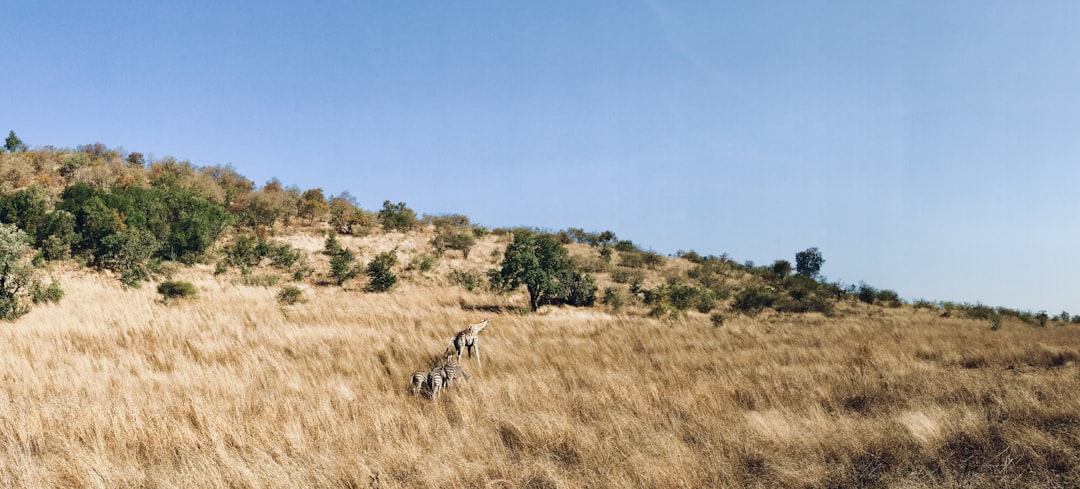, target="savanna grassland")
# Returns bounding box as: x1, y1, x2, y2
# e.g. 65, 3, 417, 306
2, 143, 1079, 488
4, 227, 1080, 489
